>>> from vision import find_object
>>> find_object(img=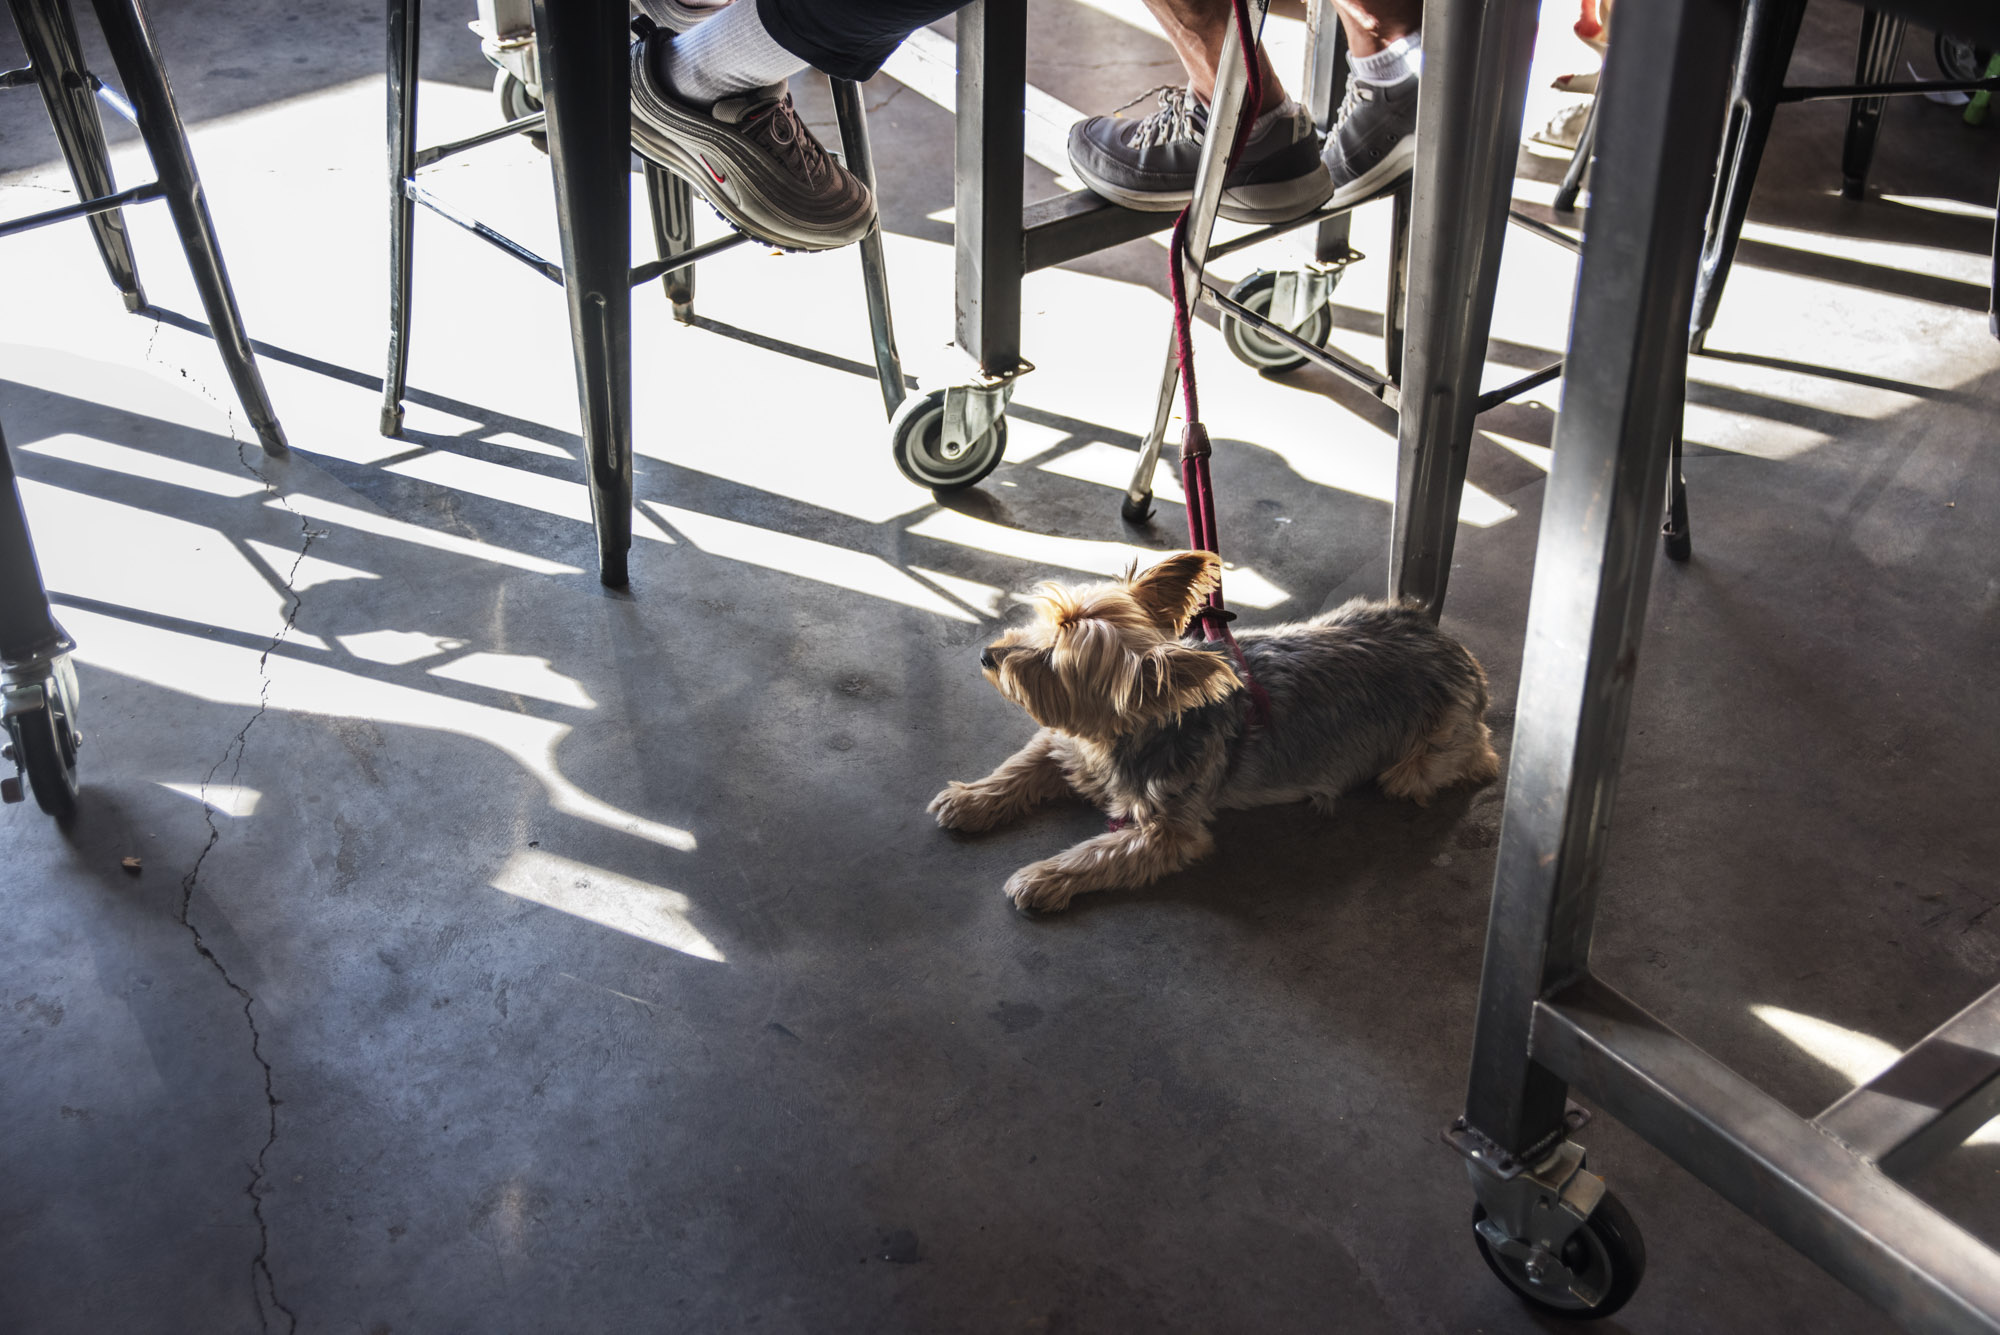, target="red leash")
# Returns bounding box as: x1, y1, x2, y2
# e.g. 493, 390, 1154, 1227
1169, 0, 1270, 725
